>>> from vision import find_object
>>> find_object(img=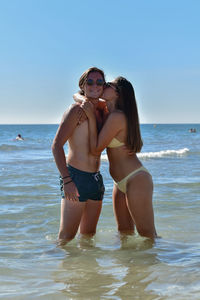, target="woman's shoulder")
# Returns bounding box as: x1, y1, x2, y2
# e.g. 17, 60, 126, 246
109, 110, 126, 121
105, 111, 126, 131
